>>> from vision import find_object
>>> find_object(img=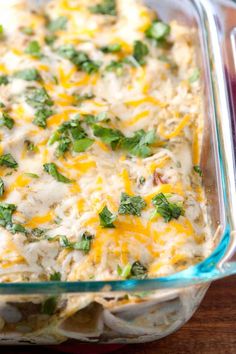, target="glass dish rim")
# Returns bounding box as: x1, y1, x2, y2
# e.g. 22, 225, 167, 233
0, 0, 233, 295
